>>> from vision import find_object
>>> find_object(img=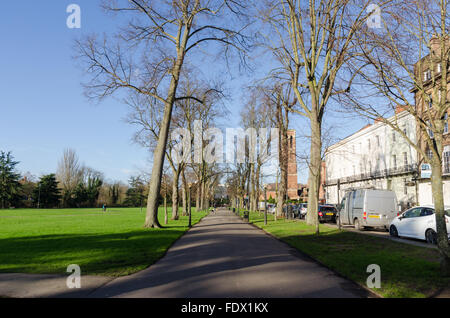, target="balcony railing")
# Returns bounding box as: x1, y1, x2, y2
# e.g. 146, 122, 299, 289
325, 164, 419, 186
